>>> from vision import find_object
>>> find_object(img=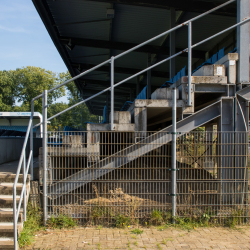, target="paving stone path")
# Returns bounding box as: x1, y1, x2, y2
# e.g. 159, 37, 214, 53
24, 226, 250, 249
